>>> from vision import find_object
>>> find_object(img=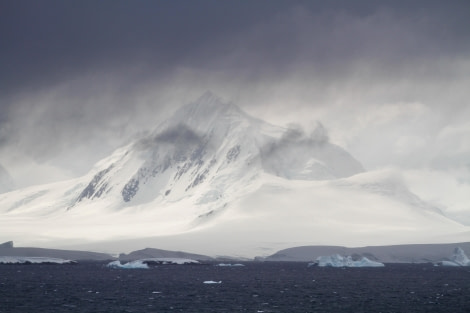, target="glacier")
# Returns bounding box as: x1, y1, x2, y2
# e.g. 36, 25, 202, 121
0, 92, 469, 258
